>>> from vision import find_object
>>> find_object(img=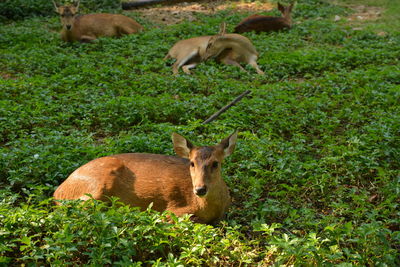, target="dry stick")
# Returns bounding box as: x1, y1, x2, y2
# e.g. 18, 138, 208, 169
203, 90, 251, 124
